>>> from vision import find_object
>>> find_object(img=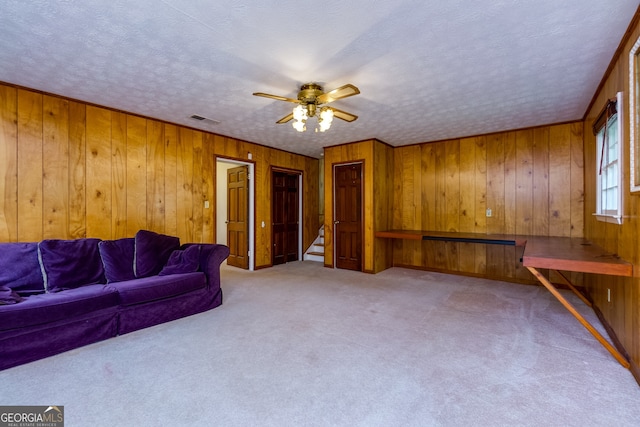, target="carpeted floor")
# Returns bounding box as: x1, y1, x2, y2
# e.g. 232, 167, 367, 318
1, 261, 639, 426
